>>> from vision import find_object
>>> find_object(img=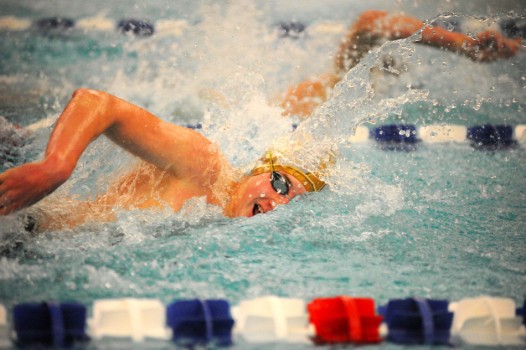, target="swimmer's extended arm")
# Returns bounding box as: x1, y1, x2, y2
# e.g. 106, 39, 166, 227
0, 88, 222, 215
